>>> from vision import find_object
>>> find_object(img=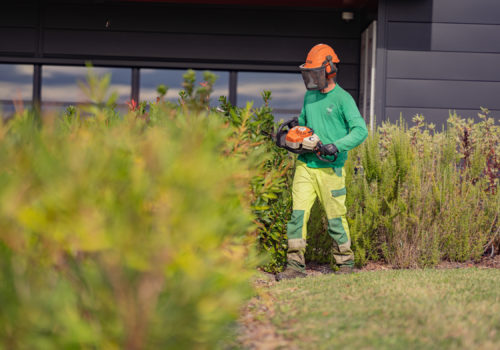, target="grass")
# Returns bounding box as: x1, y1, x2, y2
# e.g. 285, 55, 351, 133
249, 268, 500, 350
